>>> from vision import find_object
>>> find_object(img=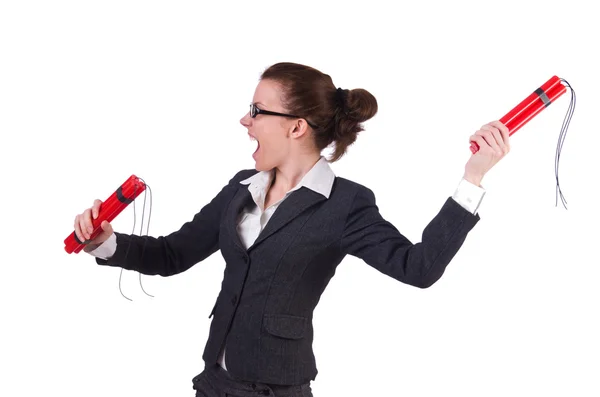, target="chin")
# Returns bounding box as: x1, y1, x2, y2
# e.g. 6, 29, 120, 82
254, 158, 276, 172
252, 159, 264, 171
254, 163, 269, 172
